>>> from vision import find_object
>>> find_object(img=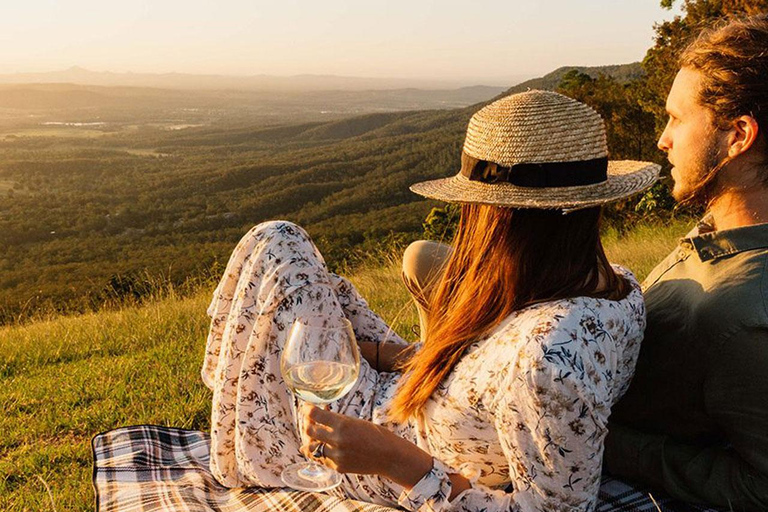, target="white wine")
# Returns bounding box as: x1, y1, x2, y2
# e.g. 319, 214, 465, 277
284, 361, 359, 404
280, 319, 358, 491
